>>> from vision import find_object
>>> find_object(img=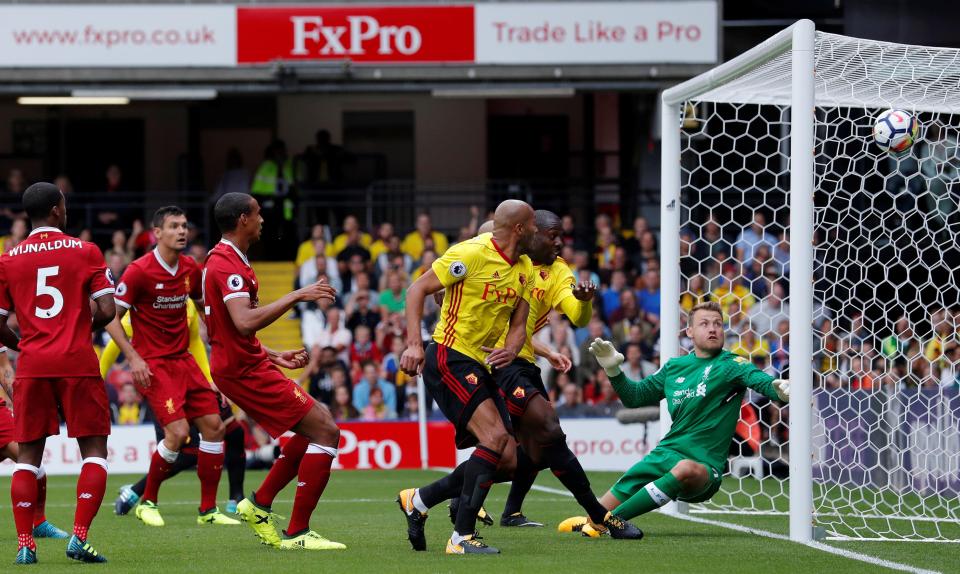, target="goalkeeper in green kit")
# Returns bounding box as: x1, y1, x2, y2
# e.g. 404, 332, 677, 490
559, 301, 790, 536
